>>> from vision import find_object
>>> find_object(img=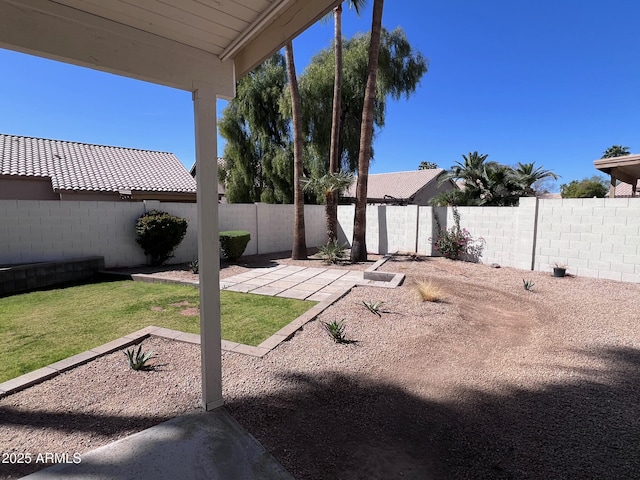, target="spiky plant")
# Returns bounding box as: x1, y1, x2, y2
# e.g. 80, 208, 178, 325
523, 279, 535, 291
362, 300, 384, 317
124, 344, 154, 371
322, 319, 348, 343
